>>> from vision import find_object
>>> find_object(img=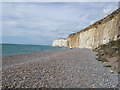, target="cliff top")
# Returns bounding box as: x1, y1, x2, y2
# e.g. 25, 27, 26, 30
54, 38, 67, 40
68, 8, 120, 37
